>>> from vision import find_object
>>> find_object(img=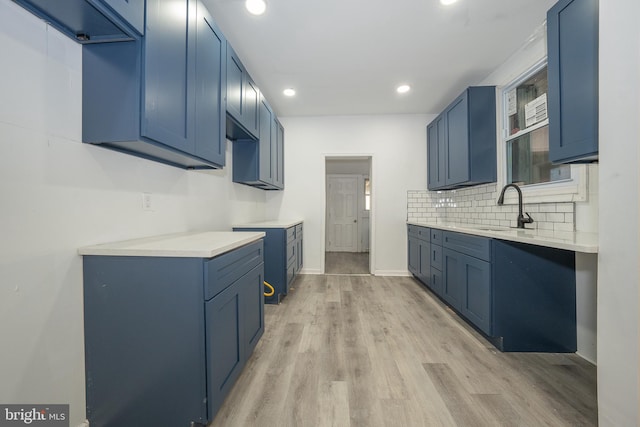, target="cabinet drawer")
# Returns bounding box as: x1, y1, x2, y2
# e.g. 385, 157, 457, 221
295, 223, 303, 237
205, 240, 264, 300
443, 231, 491, 262
430, 229, 443, 244
431, 244, 443, 271
408, 225, 430, 241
